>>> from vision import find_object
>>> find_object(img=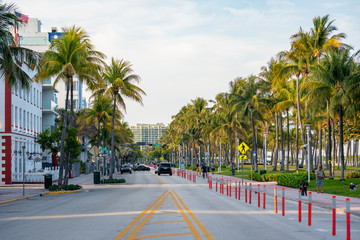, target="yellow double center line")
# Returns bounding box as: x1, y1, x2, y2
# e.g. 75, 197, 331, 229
115, 189, 214, 240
